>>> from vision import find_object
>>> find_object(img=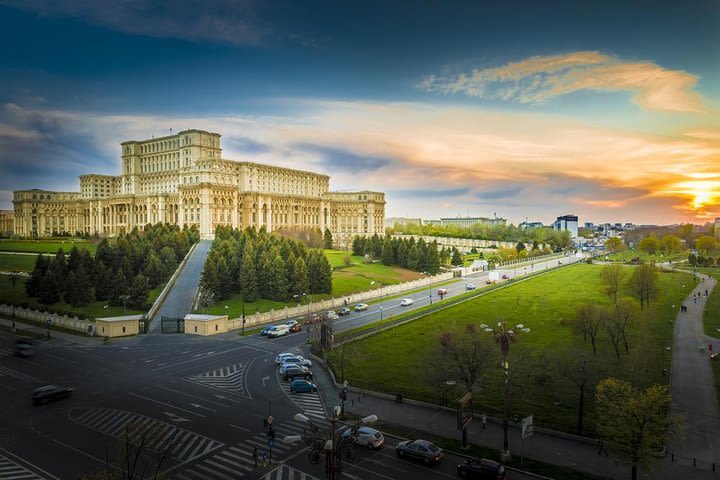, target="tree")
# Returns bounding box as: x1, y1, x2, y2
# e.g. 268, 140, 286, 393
425, 241, 440, 274
451, 248, 463, 266
438, 325, 496, 394
601, 264, 624, 304
127, 274, 150, 310
143, 252, 165, 289
292, 256, 309, 297
38, 270, 61, 304
240, 244, 258, 301
696, 235, 718, 256
316, 252, 333, 294
627, 264, 659, 310
573, 303, 603, 356
595, 379, 672, 480
269, 255, 289, 300
555, 349, 595, 435
660, 235, 682, 255
605, 237, 626, 253
396, 240, 409, 268
323, 228, 333, 250
637, 237, 660, 255
352, 236, 364, 256
64, 265, 94, 307
406, 244, 421, 271
381, 237, 394, 265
